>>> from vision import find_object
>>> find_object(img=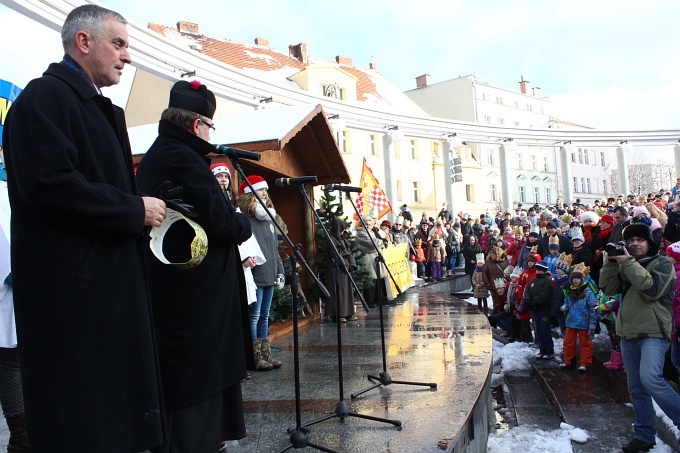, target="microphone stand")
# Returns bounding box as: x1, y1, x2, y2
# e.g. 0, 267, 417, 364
343, 194, 437, 399
290, 183, 401, 434
228, 158, 333, 452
